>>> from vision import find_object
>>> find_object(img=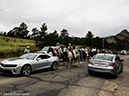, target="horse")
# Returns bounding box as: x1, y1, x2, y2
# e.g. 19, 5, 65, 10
47, 47, 66, 64
63, 47, 81, 68
75, 49, 81, 67
78, 49, 89, 61
47, 47, 56, 56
